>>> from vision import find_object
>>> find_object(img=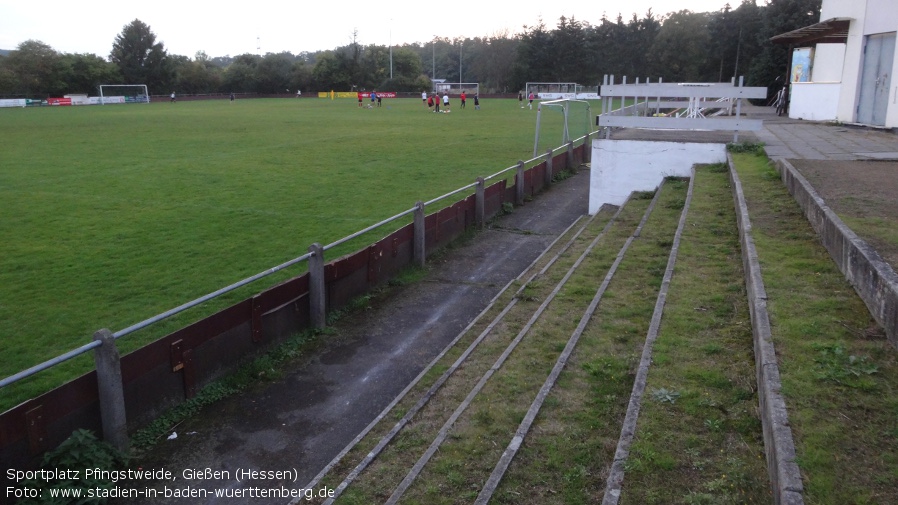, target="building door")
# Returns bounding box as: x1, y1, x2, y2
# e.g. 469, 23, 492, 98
857, 32, 895, 126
